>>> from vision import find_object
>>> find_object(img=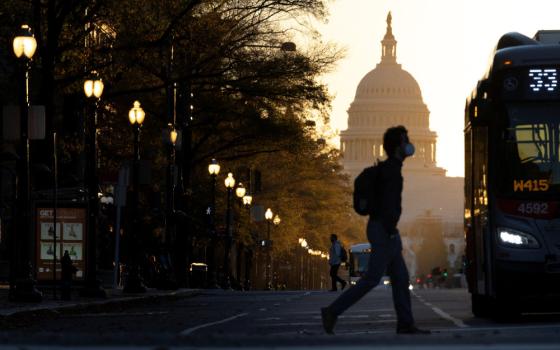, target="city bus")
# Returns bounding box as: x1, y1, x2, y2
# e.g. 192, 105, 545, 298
348, 243, 390, 287
465, 31, 560, 317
